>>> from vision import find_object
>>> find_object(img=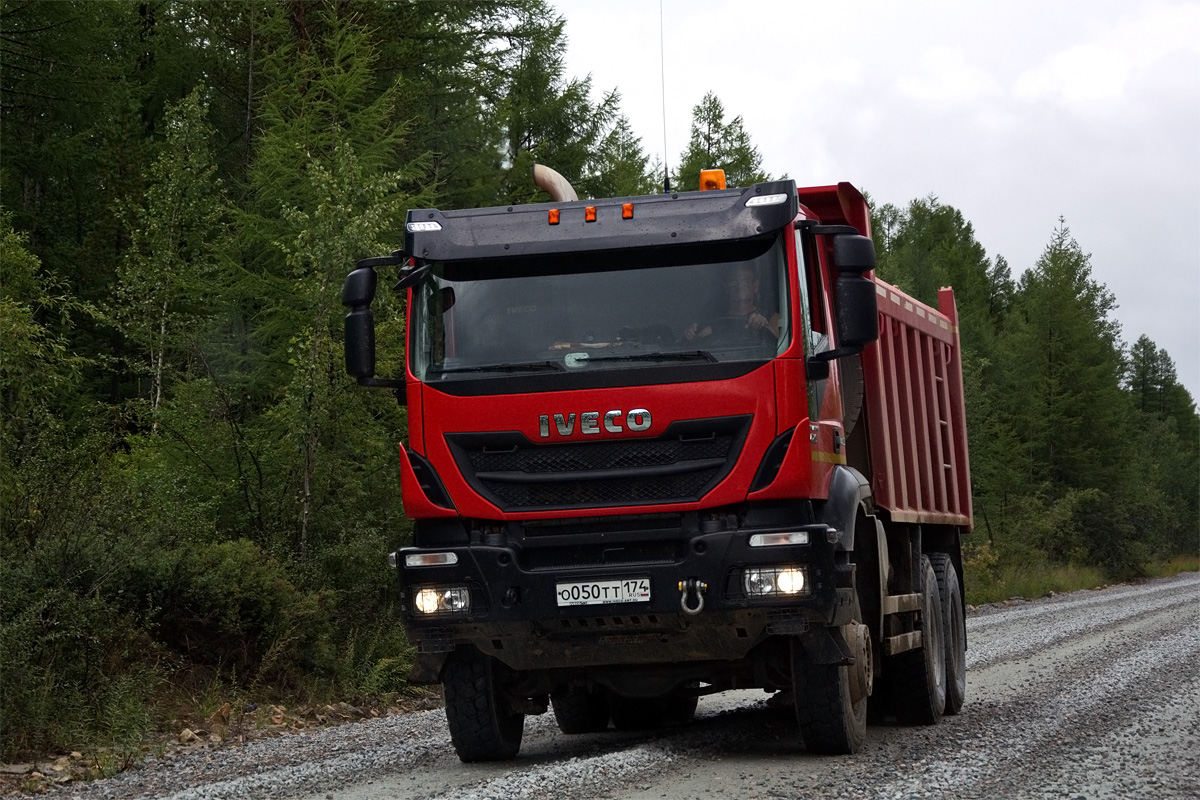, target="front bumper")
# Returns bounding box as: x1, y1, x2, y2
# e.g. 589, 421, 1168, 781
395, 520, 856, 675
